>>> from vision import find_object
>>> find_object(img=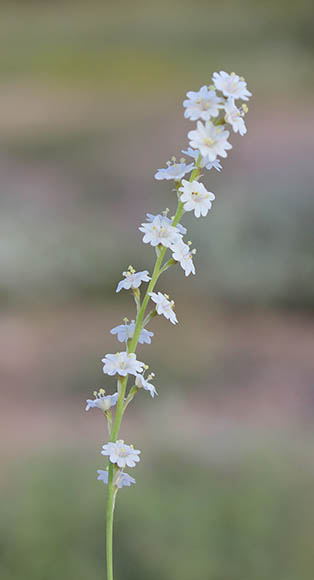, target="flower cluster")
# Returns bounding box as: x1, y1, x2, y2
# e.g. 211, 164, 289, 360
85, 71, 251, 500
